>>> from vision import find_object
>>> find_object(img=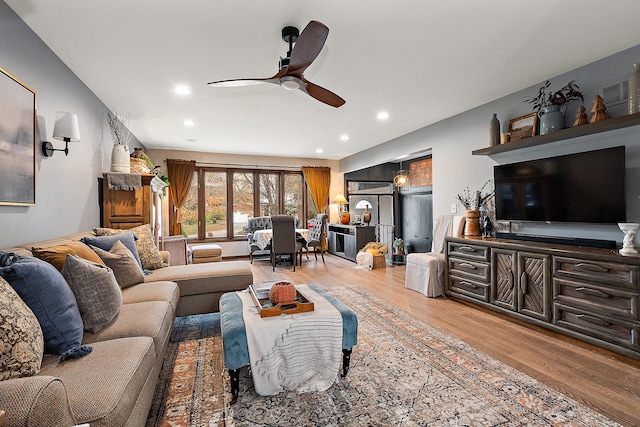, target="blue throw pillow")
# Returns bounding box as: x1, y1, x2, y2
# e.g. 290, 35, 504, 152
81, 232, 142, 268
0, 252, 92, 360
